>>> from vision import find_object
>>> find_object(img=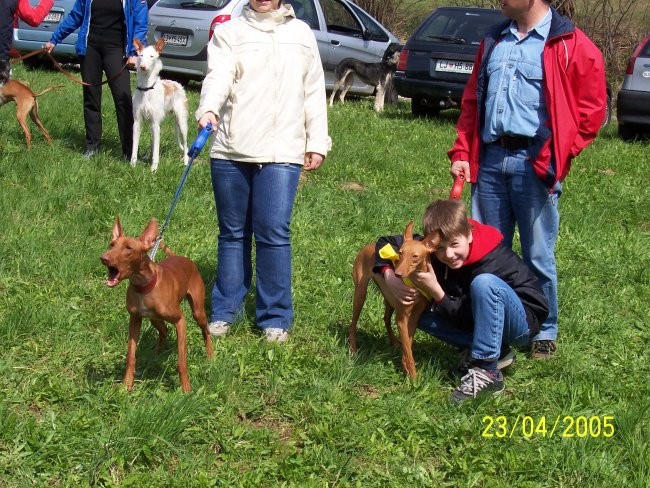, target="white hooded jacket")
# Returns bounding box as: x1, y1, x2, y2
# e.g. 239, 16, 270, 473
196, 4, 331, 164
